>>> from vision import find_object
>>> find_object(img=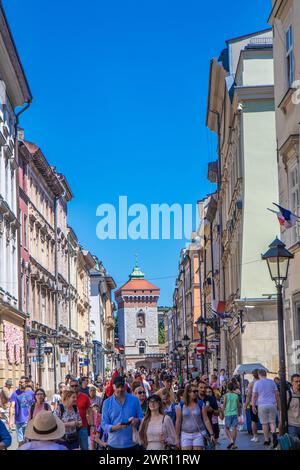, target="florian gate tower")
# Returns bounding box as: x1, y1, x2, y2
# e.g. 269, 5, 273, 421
115, 263, 160, 370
